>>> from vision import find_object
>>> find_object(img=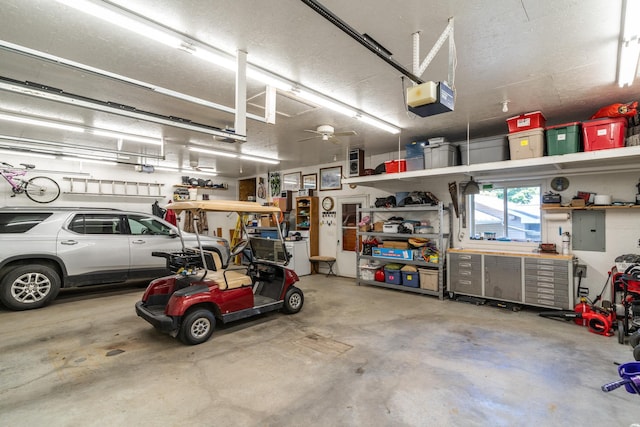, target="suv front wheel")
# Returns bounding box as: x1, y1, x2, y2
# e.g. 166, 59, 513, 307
0, 264, 61, 310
